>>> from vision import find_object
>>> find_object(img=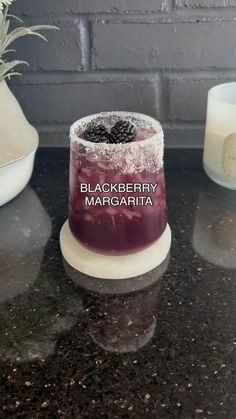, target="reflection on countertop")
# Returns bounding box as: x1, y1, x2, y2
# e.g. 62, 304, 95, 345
0, 148, 235, 419
0, 186, 82, 362
65, 254, 169, 354
193, 183, 236, 268
0, 186, 52, 301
